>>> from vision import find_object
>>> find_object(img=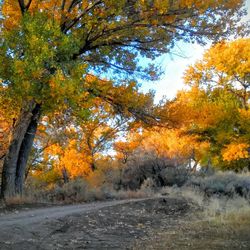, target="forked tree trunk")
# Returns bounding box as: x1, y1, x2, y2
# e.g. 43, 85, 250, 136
0, 101, 41, 199
15, 103, 41, 195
